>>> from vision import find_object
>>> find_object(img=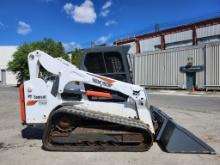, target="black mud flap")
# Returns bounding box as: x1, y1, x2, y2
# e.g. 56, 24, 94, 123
150, 106, 216, 154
